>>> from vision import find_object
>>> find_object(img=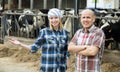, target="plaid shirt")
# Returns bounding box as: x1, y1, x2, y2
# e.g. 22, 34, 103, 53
71, 25, 105, 72
31, 27, 70, 72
